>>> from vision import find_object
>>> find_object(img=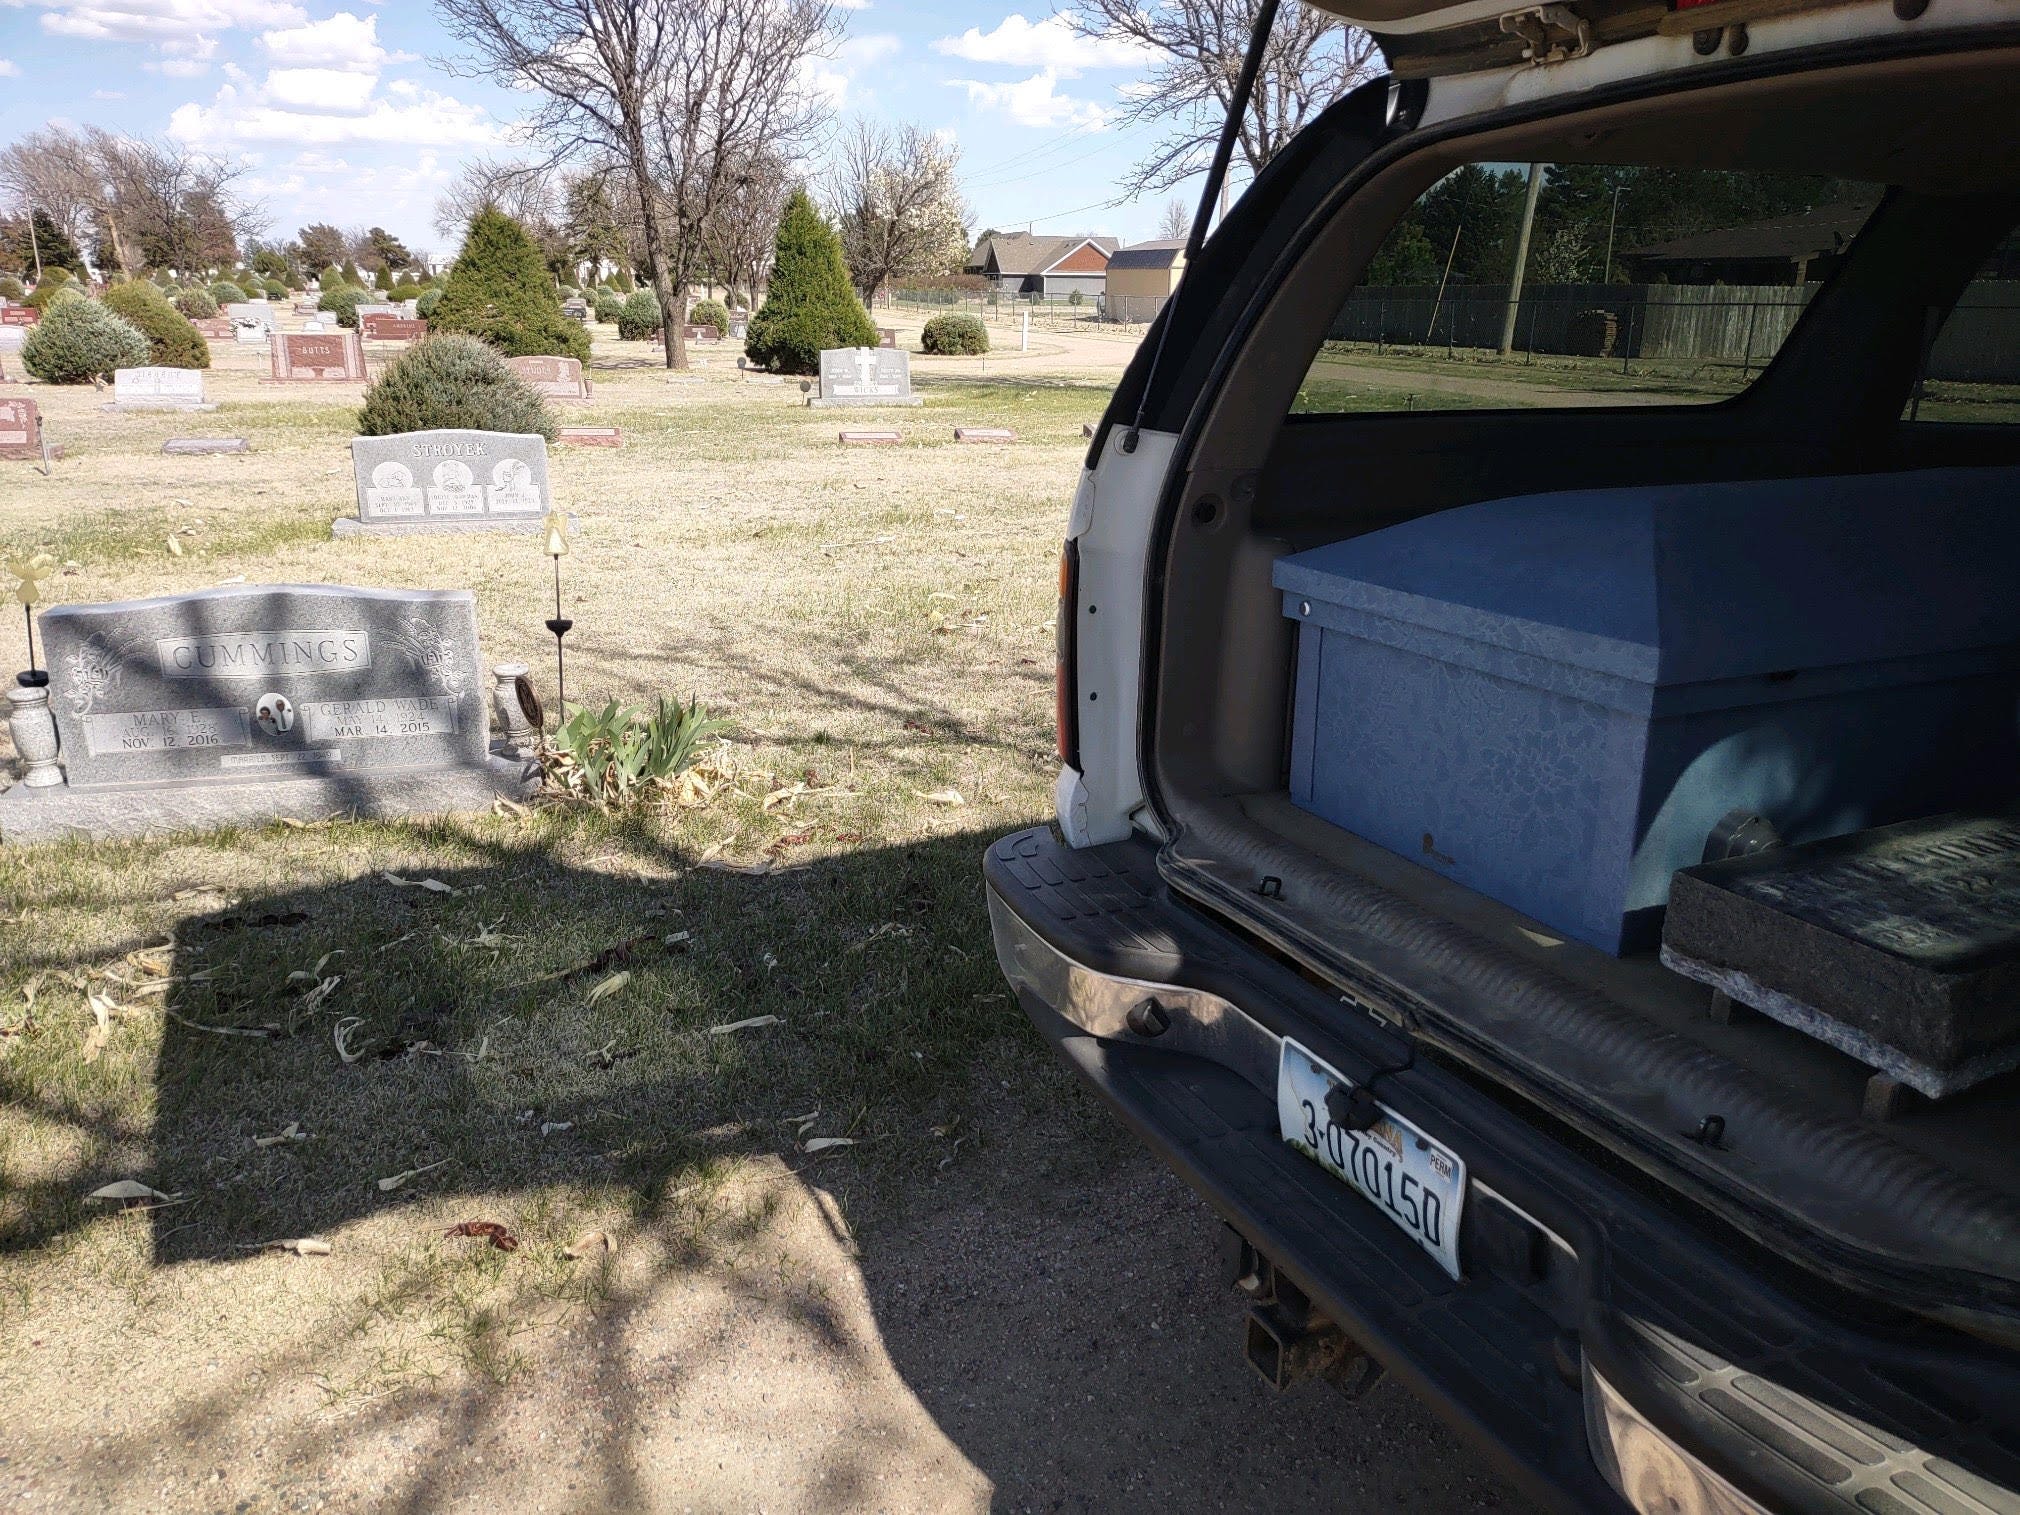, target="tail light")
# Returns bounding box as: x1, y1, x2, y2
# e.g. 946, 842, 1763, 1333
1055, 540, 1081, 769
